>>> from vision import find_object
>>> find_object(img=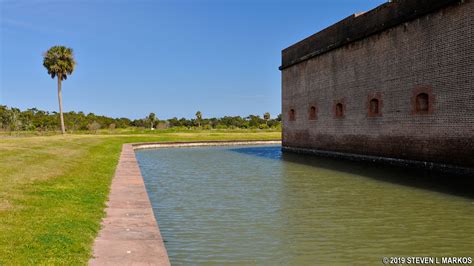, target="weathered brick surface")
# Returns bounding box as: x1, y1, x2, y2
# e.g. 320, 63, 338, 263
281, 1, 473, 168
89, 144, 170, 266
